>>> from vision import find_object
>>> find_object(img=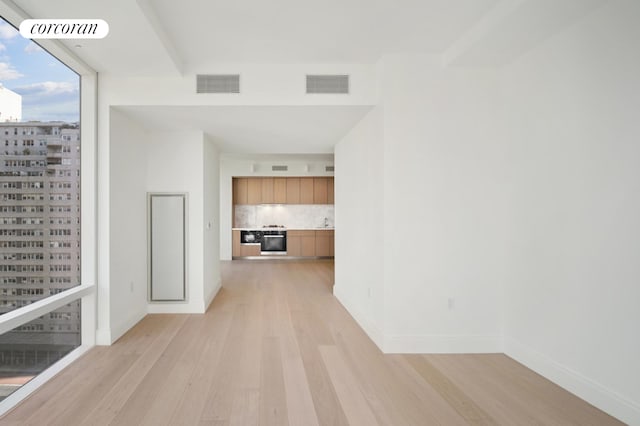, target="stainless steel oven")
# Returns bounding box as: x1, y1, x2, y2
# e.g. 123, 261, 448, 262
261, 230, 287, 255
